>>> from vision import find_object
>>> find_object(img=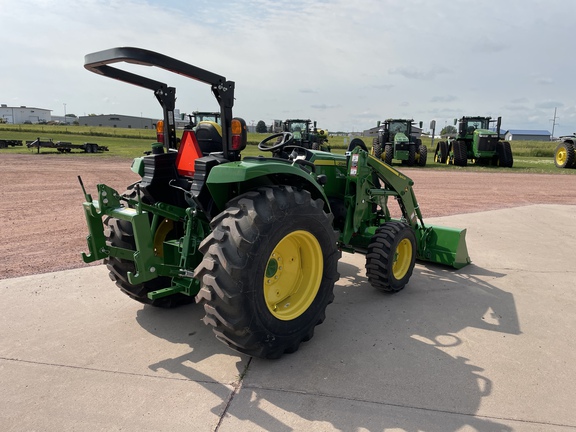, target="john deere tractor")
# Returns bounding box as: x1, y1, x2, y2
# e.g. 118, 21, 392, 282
554, 135, 576, 168
434, 116, 513, 167
279, 119, 330, 151
79, 47, 470, 359
372, 119, 427, 167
